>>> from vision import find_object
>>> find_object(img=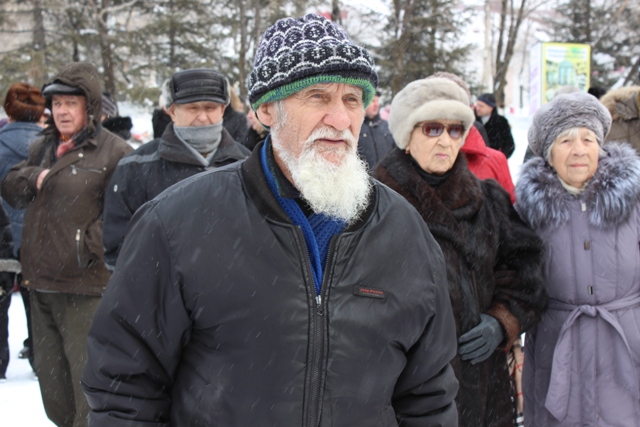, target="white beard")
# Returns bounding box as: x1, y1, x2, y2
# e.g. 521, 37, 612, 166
271, 125, 372, 224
